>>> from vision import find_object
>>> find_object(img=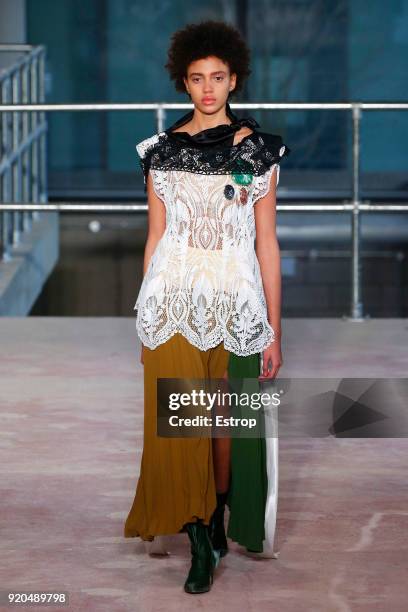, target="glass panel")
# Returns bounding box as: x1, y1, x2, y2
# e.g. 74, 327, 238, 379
26, 0, 408, 198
